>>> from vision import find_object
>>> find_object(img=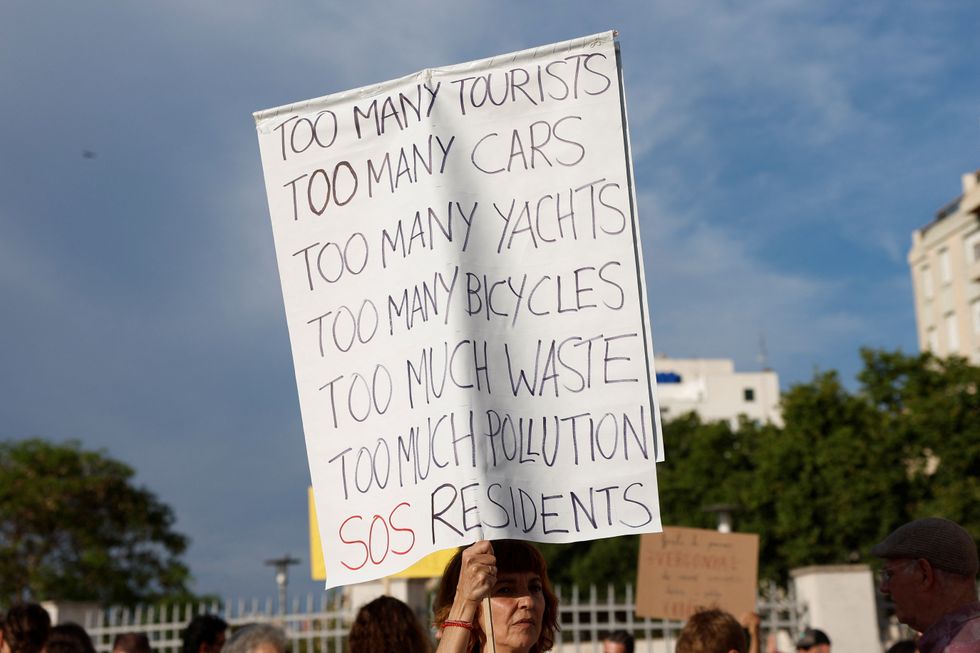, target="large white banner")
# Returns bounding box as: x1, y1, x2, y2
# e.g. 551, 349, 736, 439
255, 31, 664, 588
